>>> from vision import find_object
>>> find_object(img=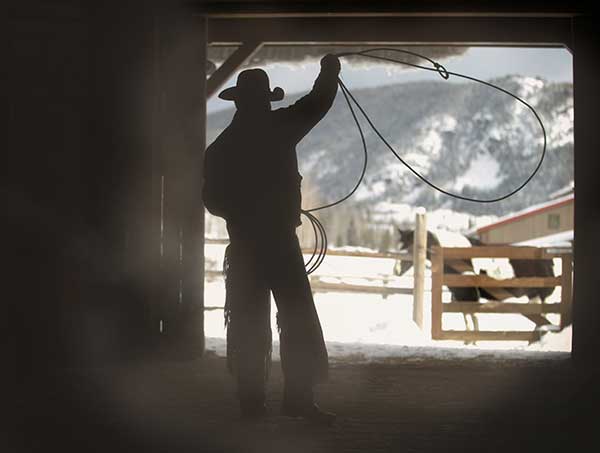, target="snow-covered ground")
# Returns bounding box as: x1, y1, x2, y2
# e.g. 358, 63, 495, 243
204, 243, 572, 362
